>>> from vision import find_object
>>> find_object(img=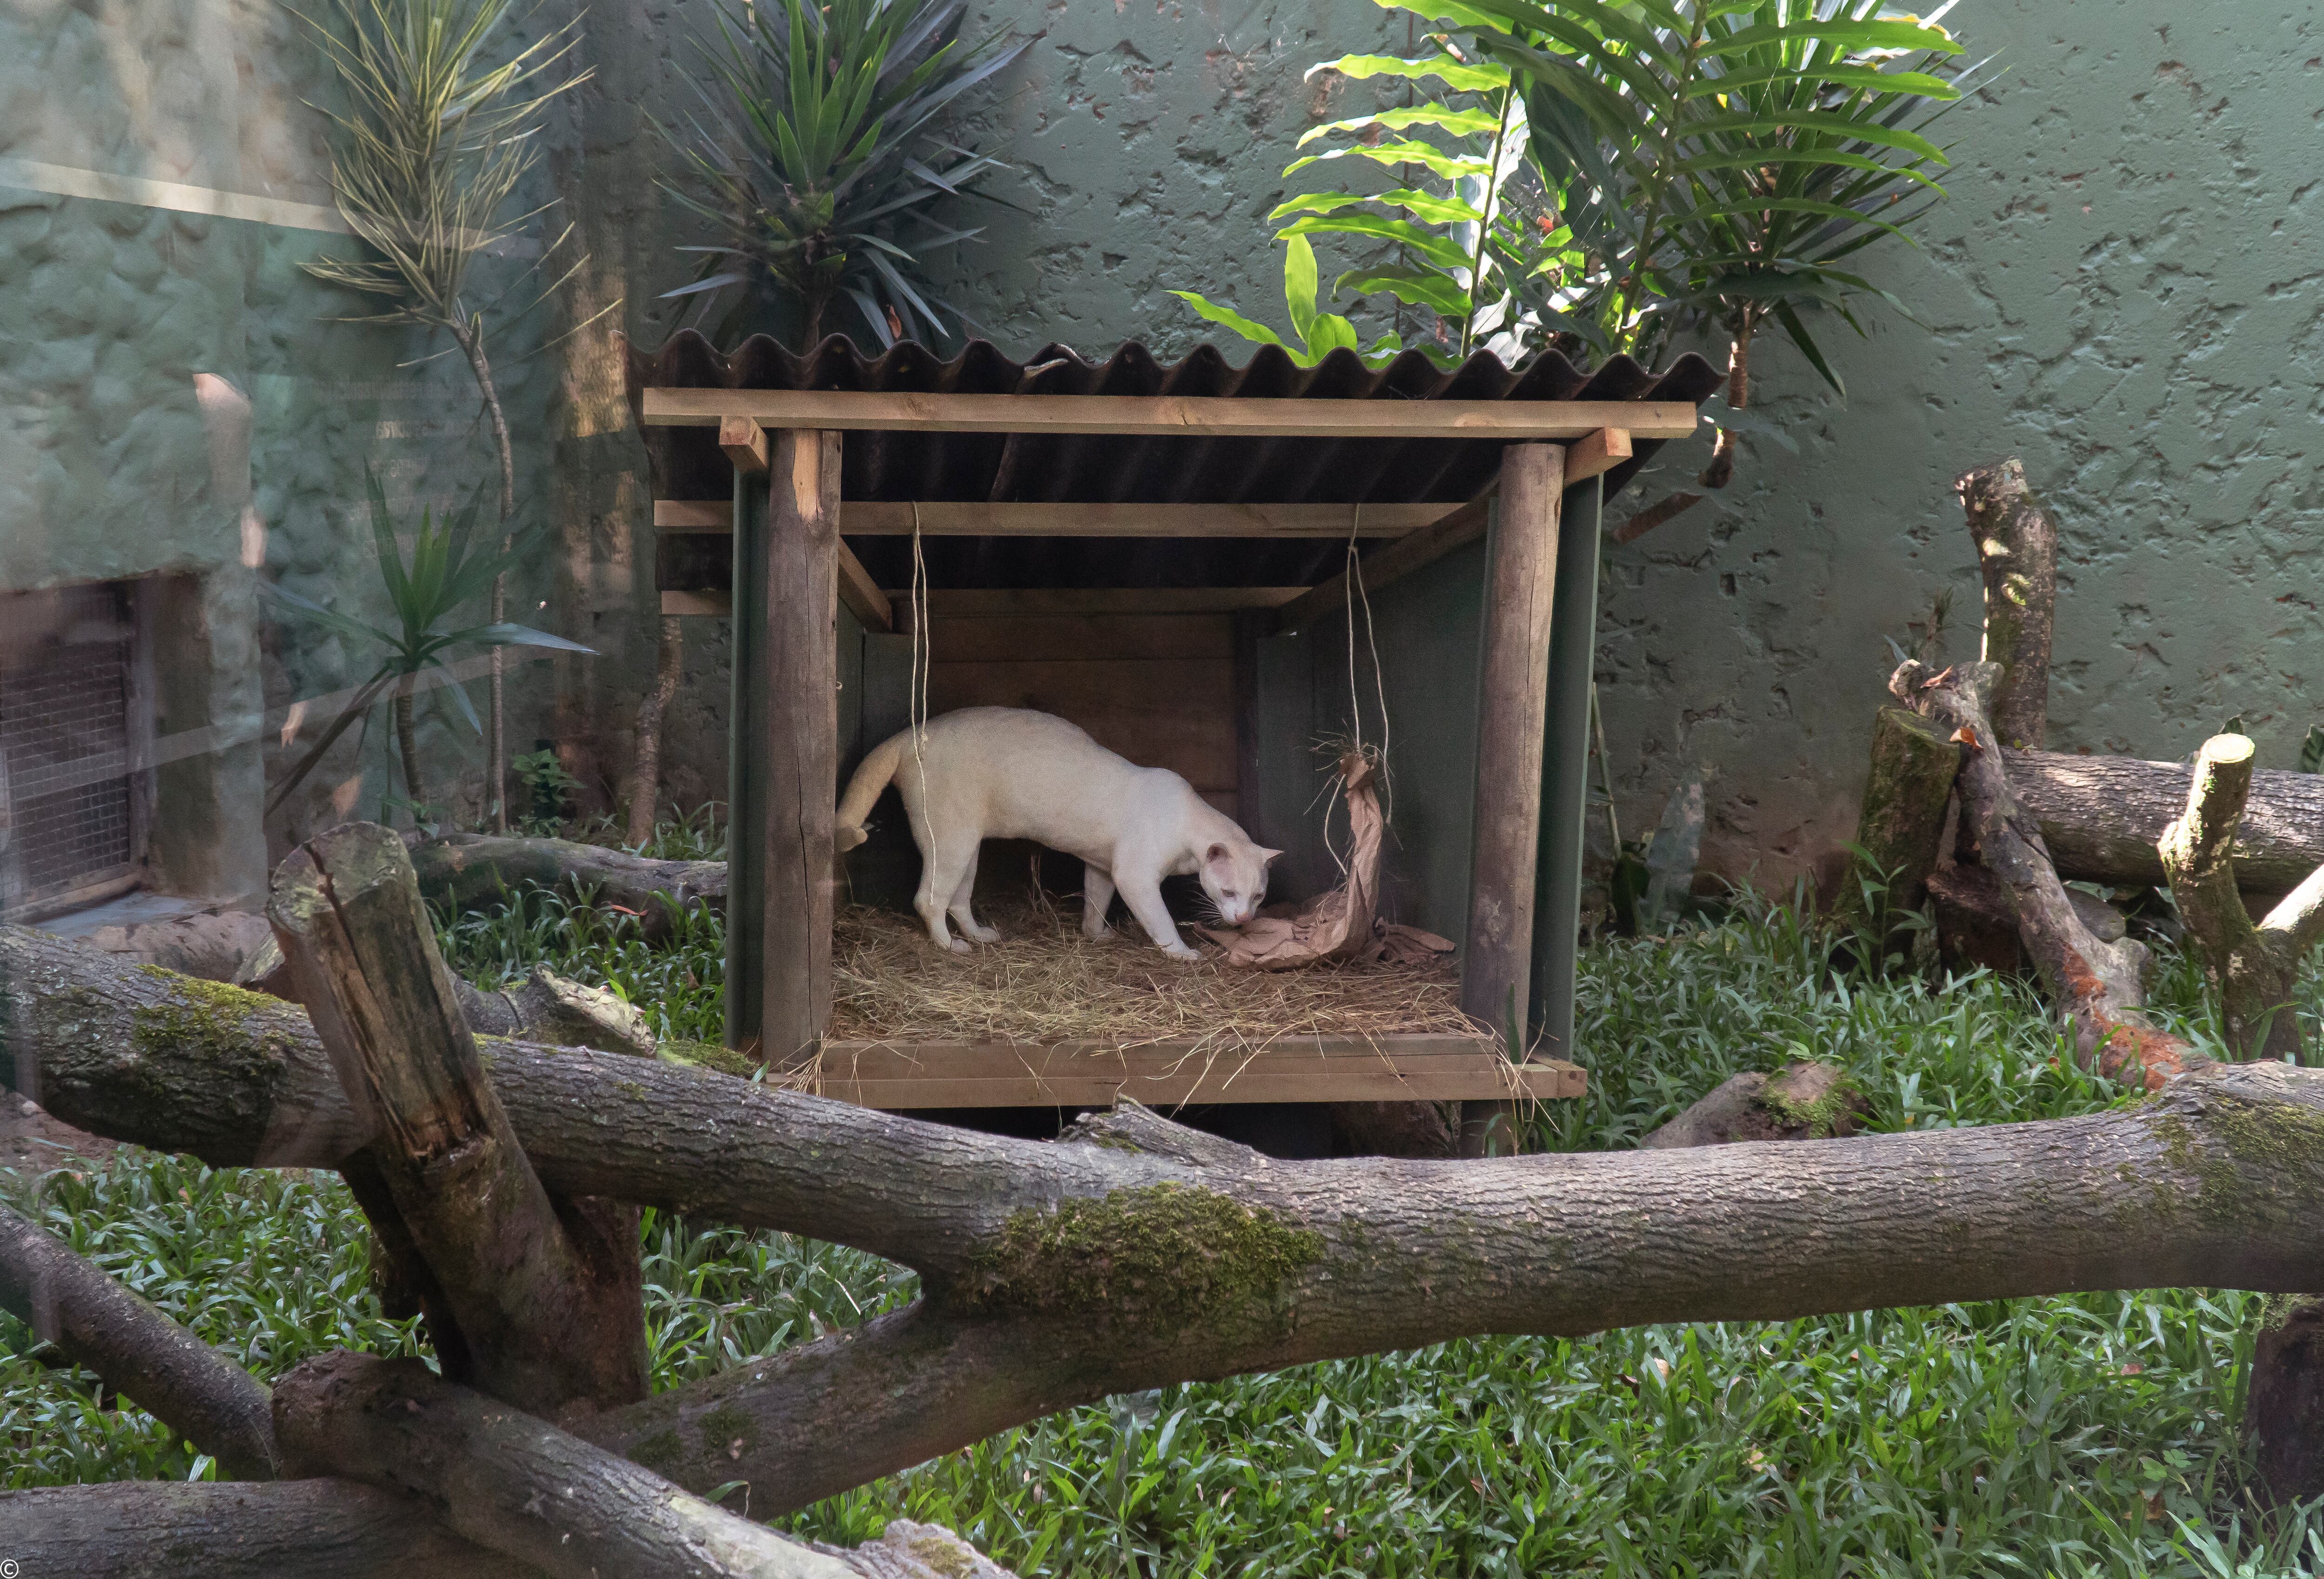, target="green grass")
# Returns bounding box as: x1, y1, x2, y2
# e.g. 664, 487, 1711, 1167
12, 871, 2324, 1575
